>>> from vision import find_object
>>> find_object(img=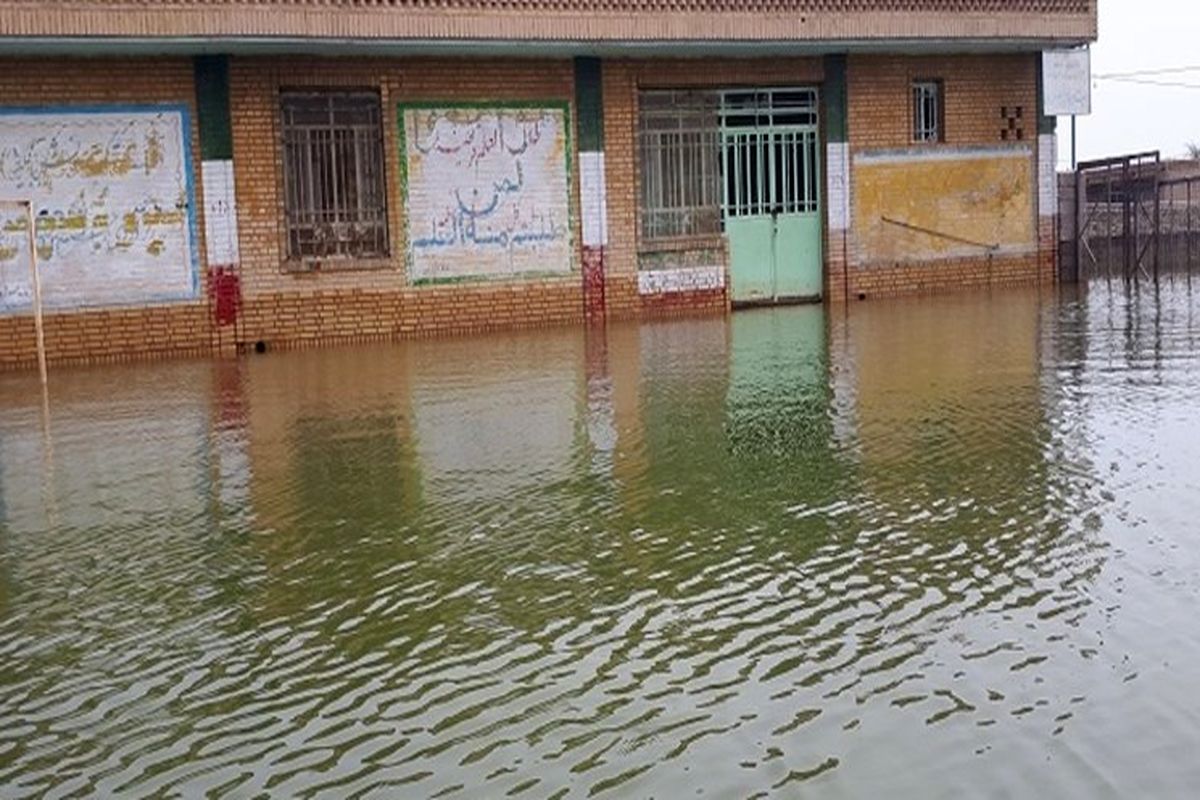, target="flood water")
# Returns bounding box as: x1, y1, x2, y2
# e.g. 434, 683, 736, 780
2, 284, 1200, 798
